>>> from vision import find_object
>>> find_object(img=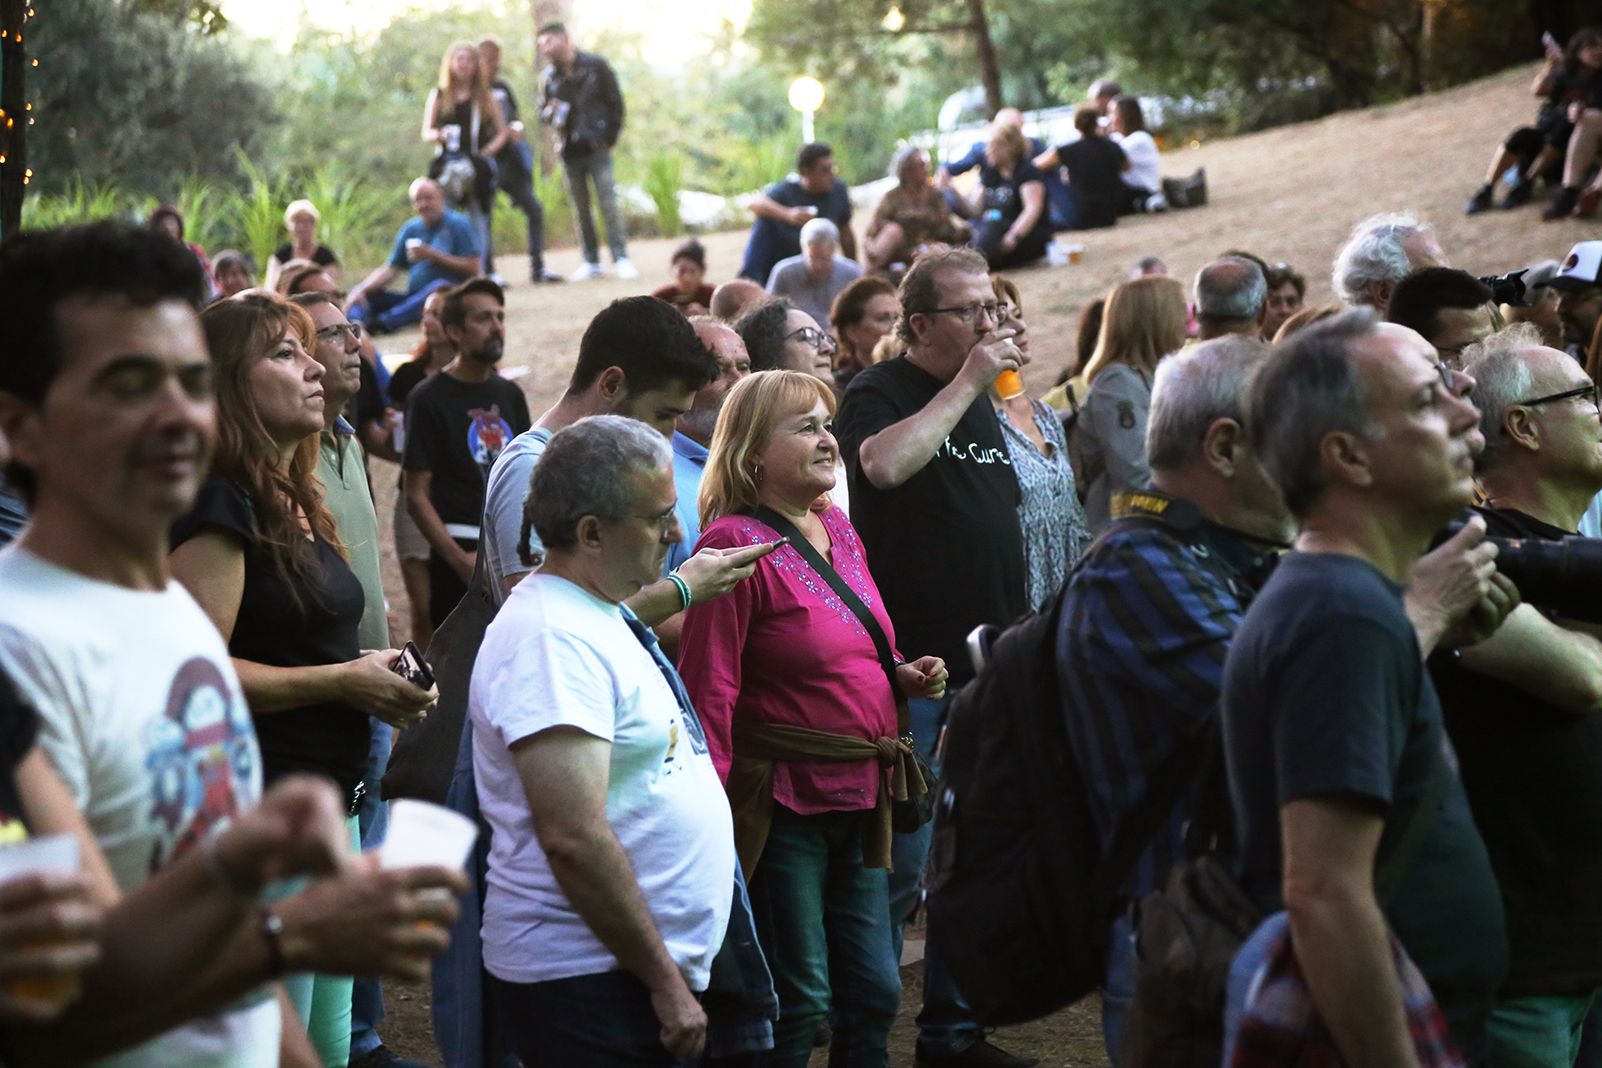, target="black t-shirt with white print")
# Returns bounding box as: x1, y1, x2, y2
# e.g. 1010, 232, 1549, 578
834, 356, 1027, 684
